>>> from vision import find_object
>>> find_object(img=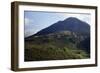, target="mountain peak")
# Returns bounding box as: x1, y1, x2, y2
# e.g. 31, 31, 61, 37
65, 17, 79, 20
33, 17, 90, 36
64, 17, 83, 23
